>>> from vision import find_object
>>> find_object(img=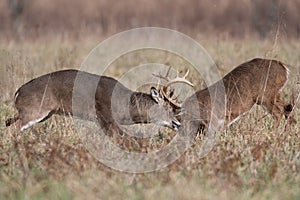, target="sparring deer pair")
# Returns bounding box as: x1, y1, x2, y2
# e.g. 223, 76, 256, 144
6, 58, 294, 135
